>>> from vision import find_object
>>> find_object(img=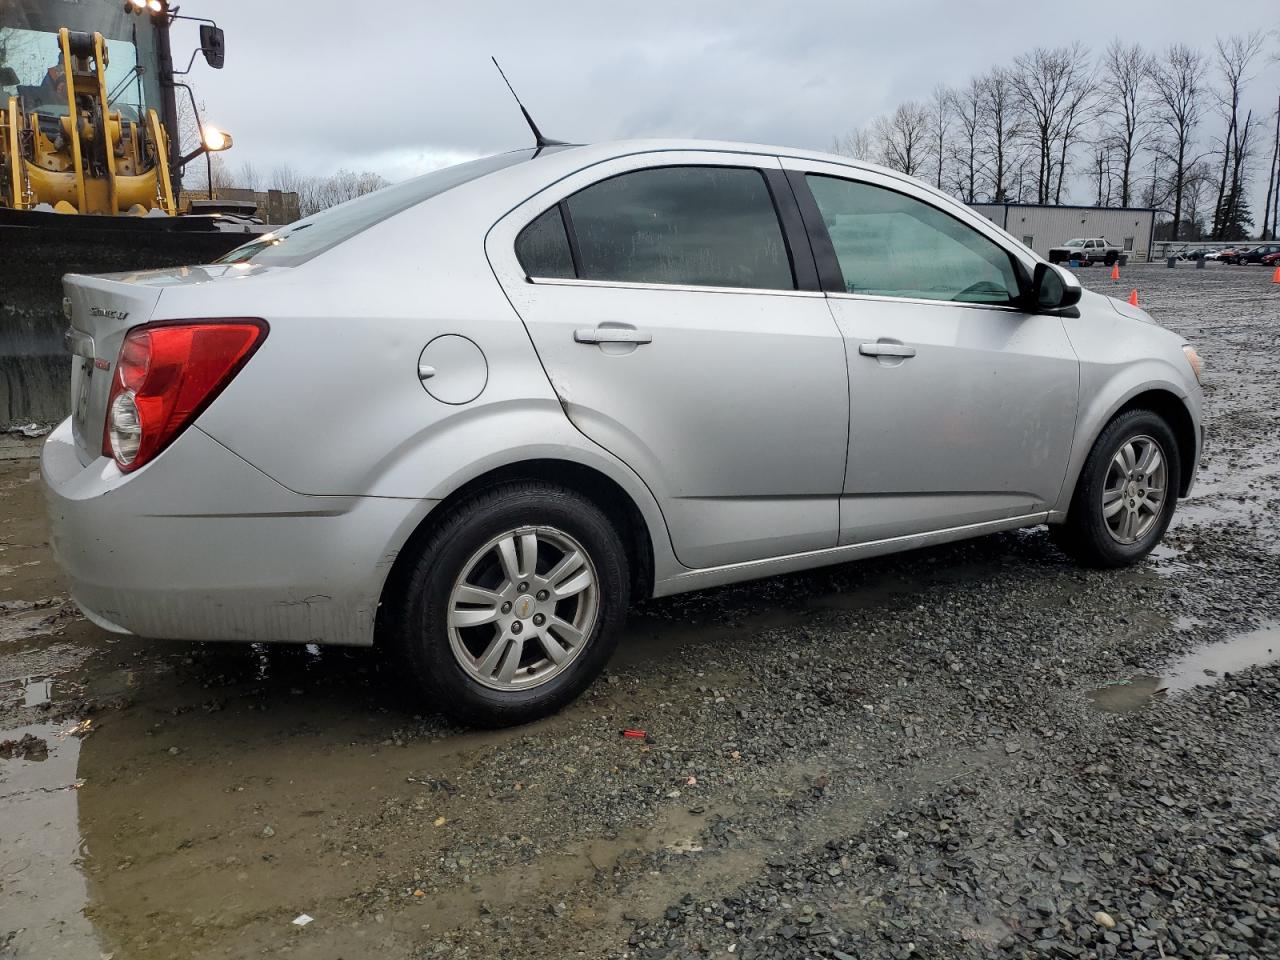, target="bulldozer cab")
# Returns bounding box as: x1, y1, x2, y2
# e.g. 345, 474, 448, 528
1, 3, 164, 114
1, 0, 177, 215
